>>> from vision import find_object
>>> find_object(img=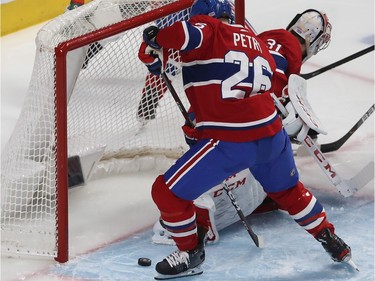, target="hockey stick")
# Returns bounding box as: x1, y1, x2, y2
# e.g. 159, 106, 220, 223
297, 125, 374, 197
301, 45, 374, 80
161, 72, 263, 247
160, 72, 194, 128
320, 104, 375, 153
222, 182, 264, 248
